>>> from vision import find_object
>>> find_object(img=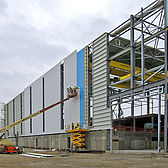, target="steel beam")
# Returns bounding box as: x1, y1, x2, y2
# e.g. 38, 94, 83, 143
158, 86, 161, 153
109, 80, 165, 100
130, 15, 135, 131
109, 29, 164, 60
109, 0, 163, 37
141, 8, 145, 86
164, 28, 168, 153
147, 92, 150, 115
